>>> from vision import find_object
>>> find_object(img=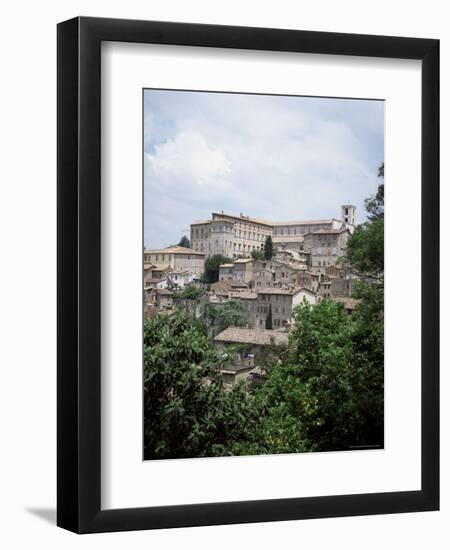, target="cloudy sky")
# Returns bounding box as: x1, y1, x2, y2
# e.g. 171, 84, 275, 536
144, 89, 384, 249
